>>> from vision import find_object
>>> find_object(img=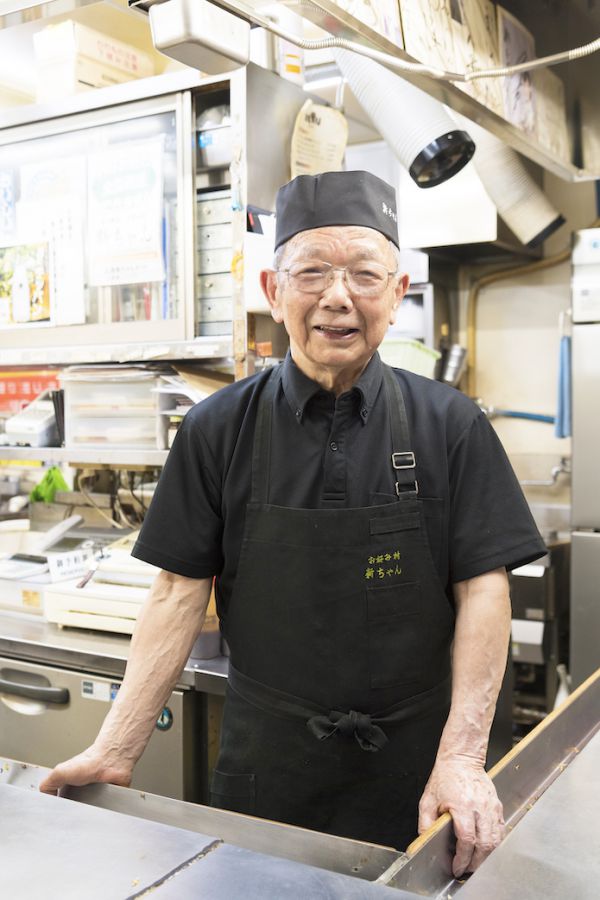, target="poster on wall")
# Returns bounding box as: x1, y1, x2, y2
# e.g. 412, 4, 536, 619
533, 67, 570, 163
18, 156, 87, 326
290, 99, 348, 178
0, 242, 50, 326
0, 169, 16, 244
87, 137, 165, 287
332, 1, 403, 47
398, 0, 456, 72
451, 0, 505, 116
497, 5, 537, 135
